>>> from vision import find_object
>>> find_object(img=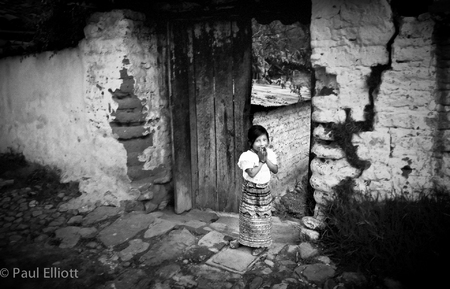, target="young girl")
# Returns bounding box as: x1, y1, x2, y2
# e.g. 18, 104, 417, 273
231, 125, 278, 256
